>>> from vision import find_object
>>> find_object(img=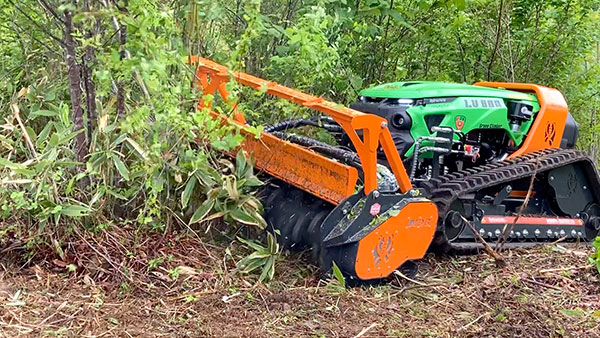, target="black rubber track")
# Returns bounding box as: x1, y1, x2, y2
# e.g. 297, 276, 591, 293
416, 148, 600, 250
